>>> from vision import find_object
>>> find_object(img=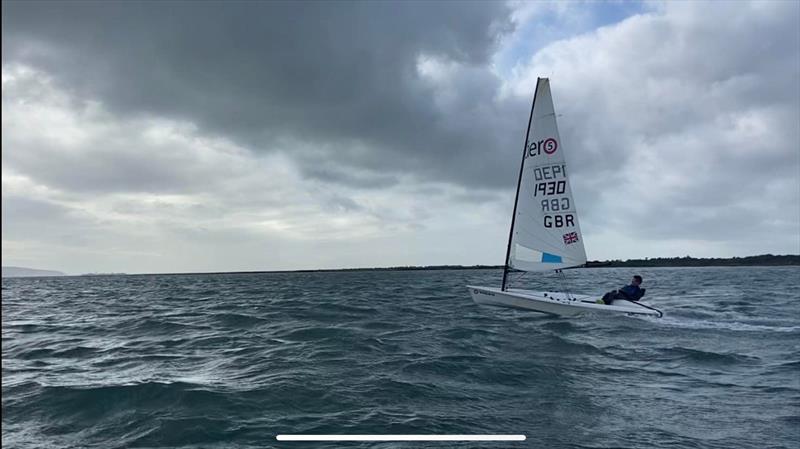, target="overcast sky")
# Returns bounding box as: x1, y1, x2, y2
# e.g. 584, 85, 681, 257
2, 1, 799, 274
